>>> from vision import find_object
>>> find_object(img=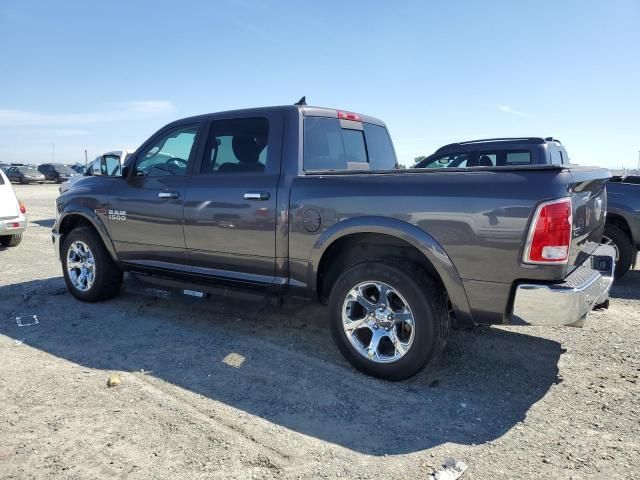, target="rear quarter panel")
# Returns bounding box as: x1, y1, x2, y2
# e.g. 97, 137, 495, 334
289, 168, 590, 323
